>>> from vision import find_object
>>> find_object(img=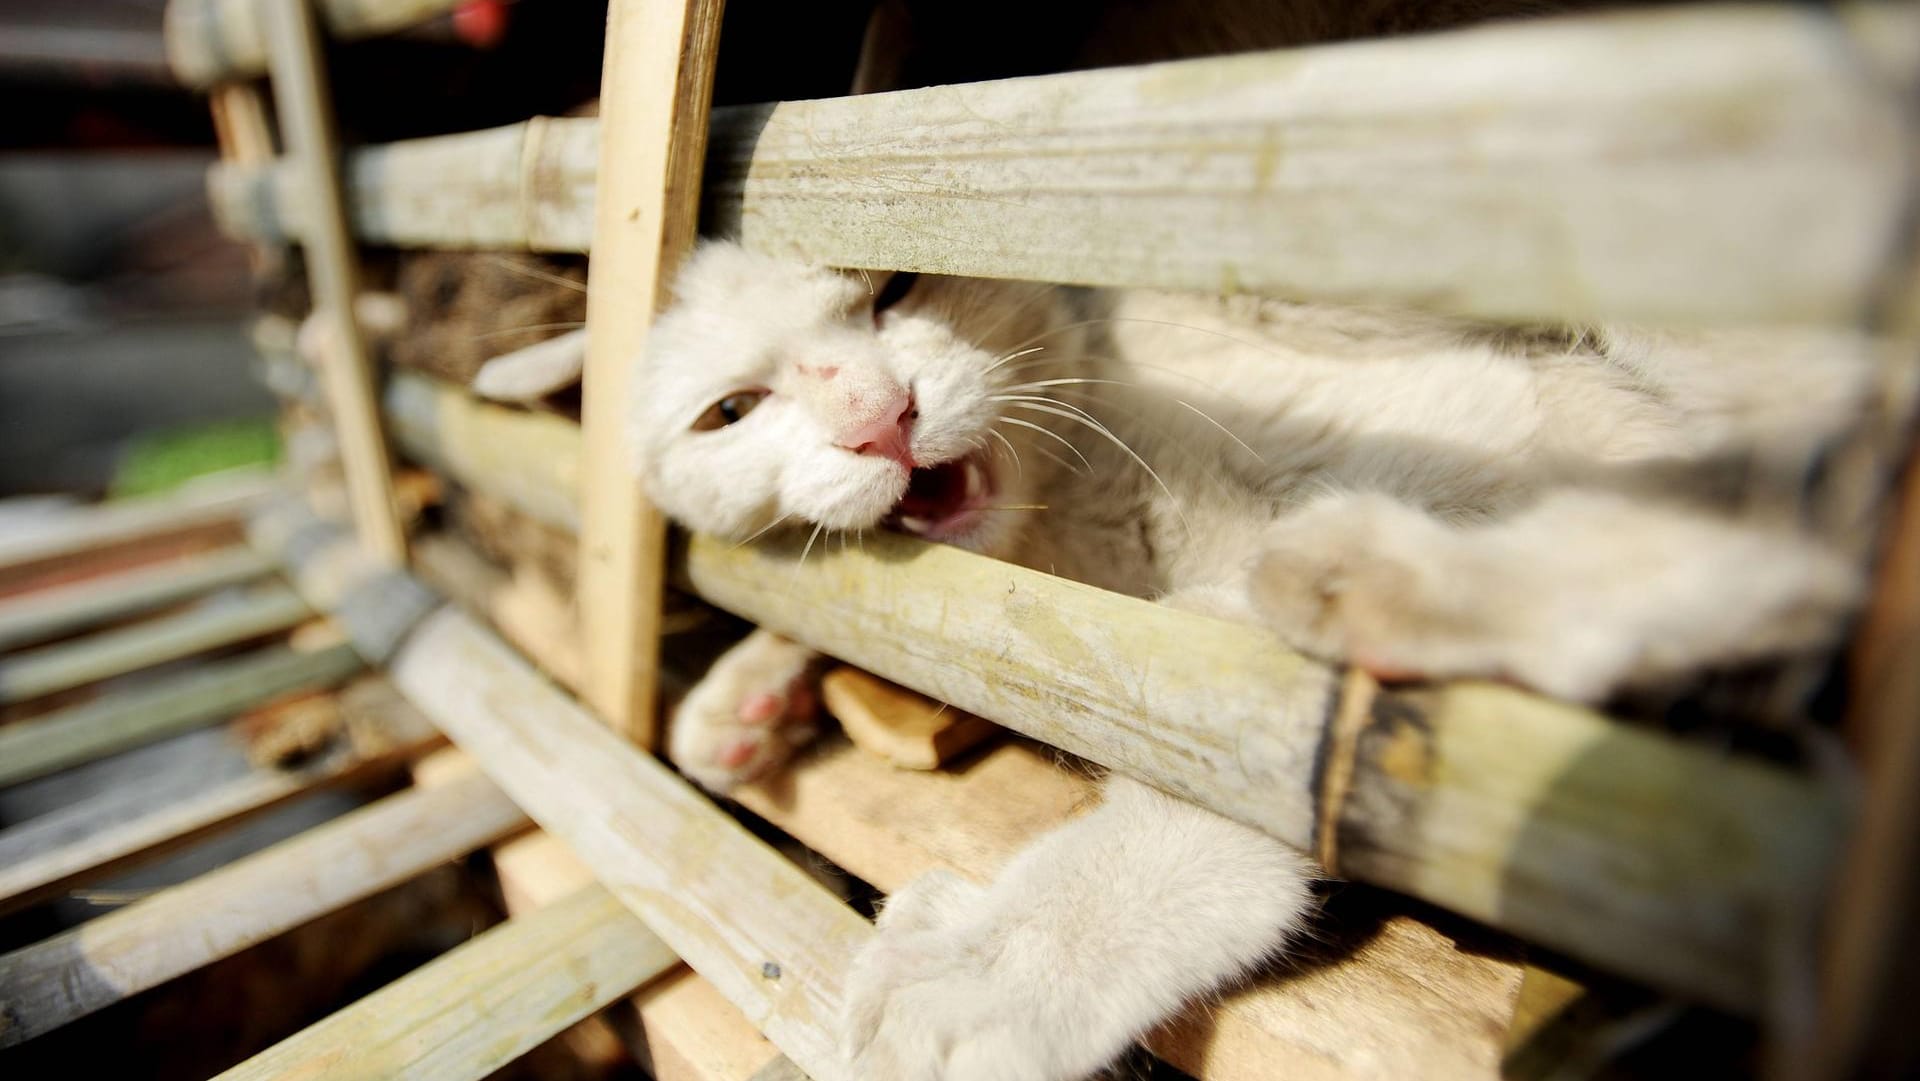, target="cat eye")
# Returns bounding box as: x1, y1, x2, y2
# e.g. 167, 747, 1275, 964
871, 271, 919, 322
692, 389, 770, 431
